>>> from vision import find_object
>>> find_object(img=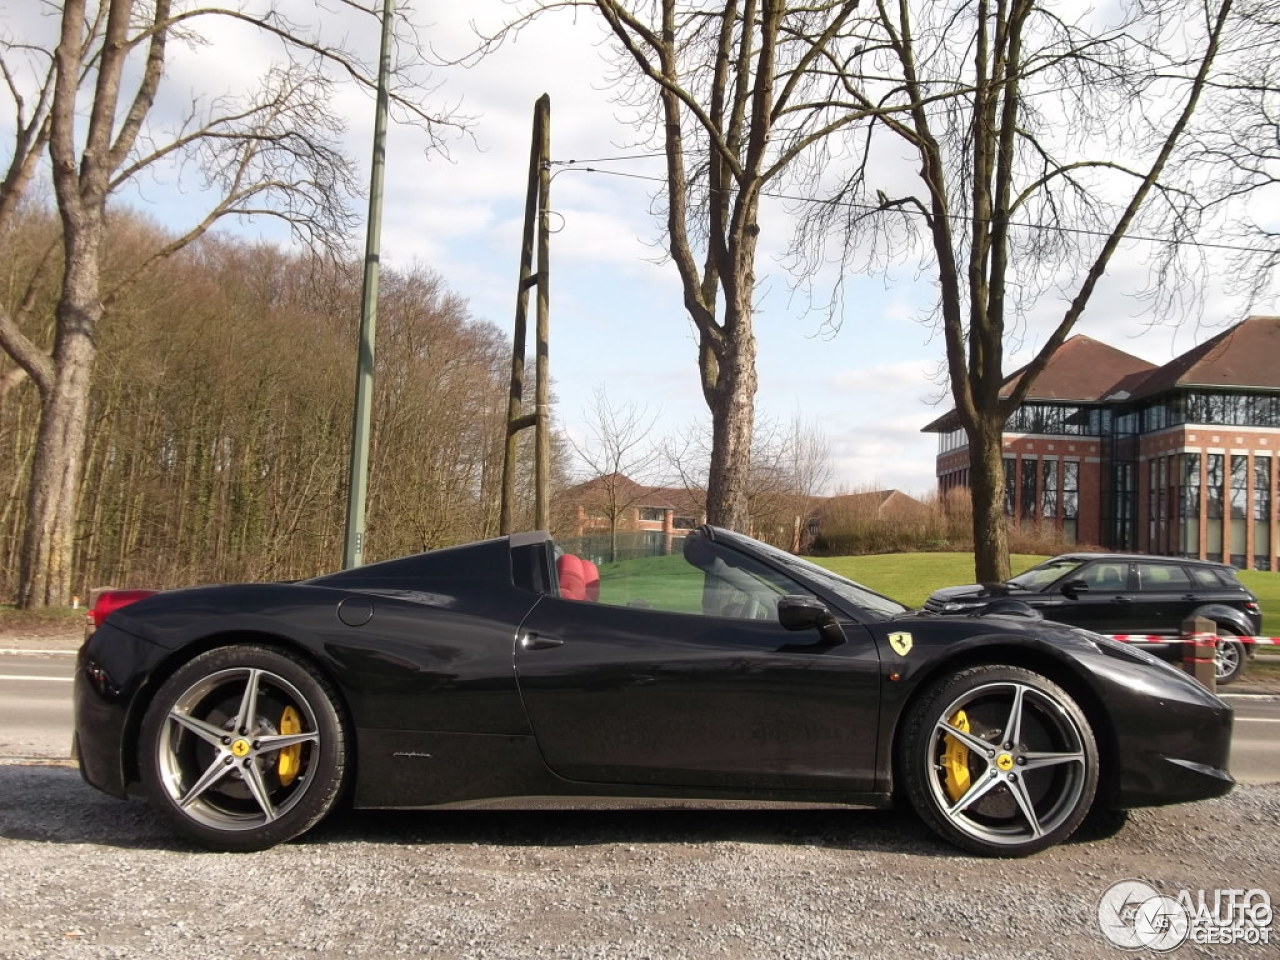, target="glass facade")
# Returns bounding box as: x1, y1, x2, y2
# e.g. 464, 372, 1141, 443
1141, 391, 1280, 430
1005, 403, 1103, 436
